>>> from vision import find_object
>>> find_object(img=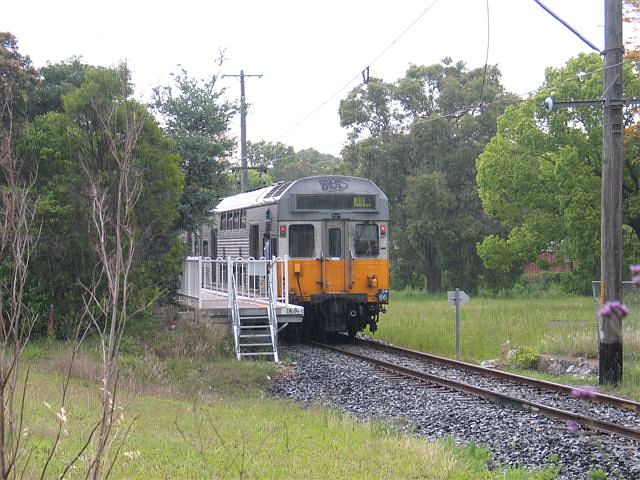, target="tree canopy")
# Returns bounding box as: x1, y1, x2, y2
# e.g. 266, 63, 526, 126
152, 69, 236, 234
15, 61, 183, 336
477, 53, 640, 292
341, 59, 513, 292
